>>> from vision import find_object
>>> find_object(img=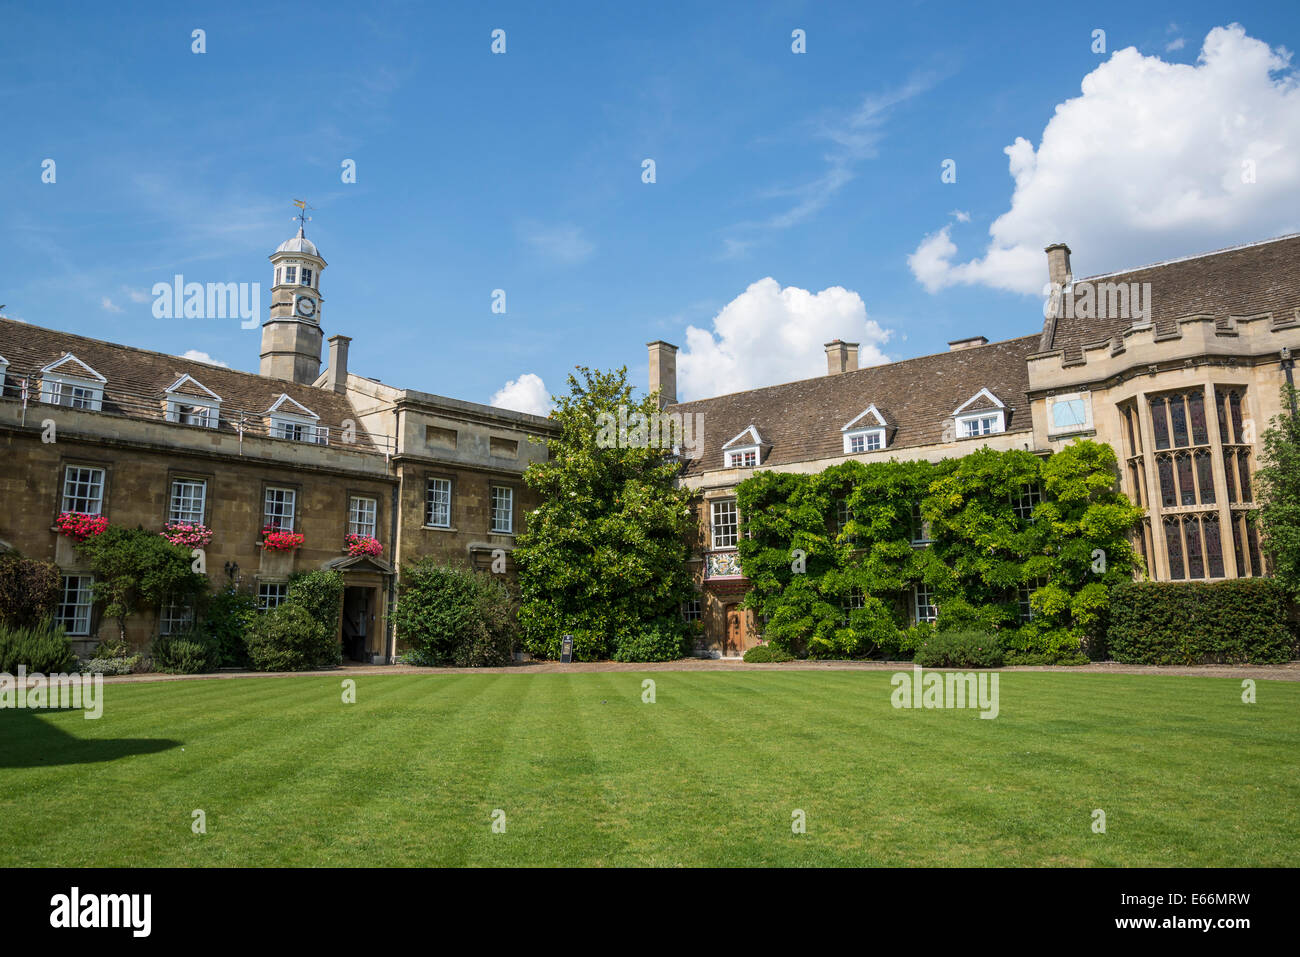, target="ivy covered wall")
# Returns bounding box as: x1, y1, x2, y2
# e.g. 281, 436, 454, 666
733, 441, 1144, 663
